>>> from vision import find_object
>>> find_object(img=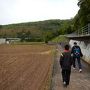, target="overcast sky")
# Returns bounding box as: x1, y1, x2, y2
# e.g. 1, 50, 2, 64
0, 0, 79, 25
